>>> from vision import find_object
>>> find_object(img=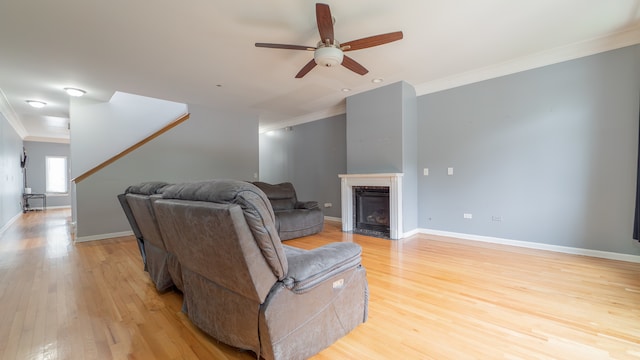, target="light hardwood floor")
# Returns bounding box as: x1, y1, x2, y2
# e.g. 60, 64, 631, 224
1, 208, 639, 359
